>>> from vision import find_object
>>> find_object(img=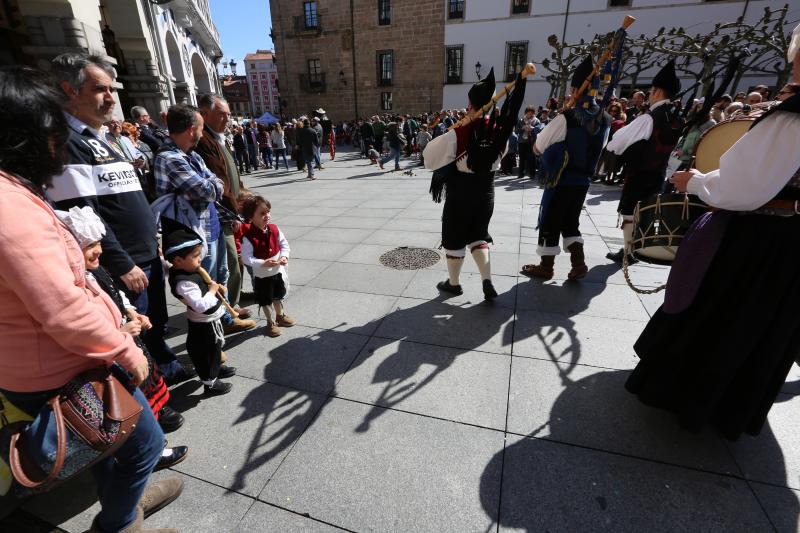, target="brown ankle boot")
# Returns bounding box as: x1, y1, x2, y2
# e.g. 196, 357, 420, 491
567, 242, 588, 280
521, 256, 555, 279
